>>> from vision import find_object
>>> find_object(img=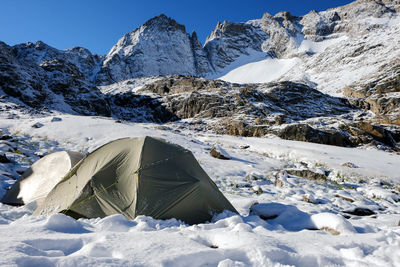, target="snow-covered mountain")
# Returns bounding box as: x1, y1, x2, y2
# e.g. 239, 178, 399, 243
1, 0, 399, 150
95, 0, 400, 87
